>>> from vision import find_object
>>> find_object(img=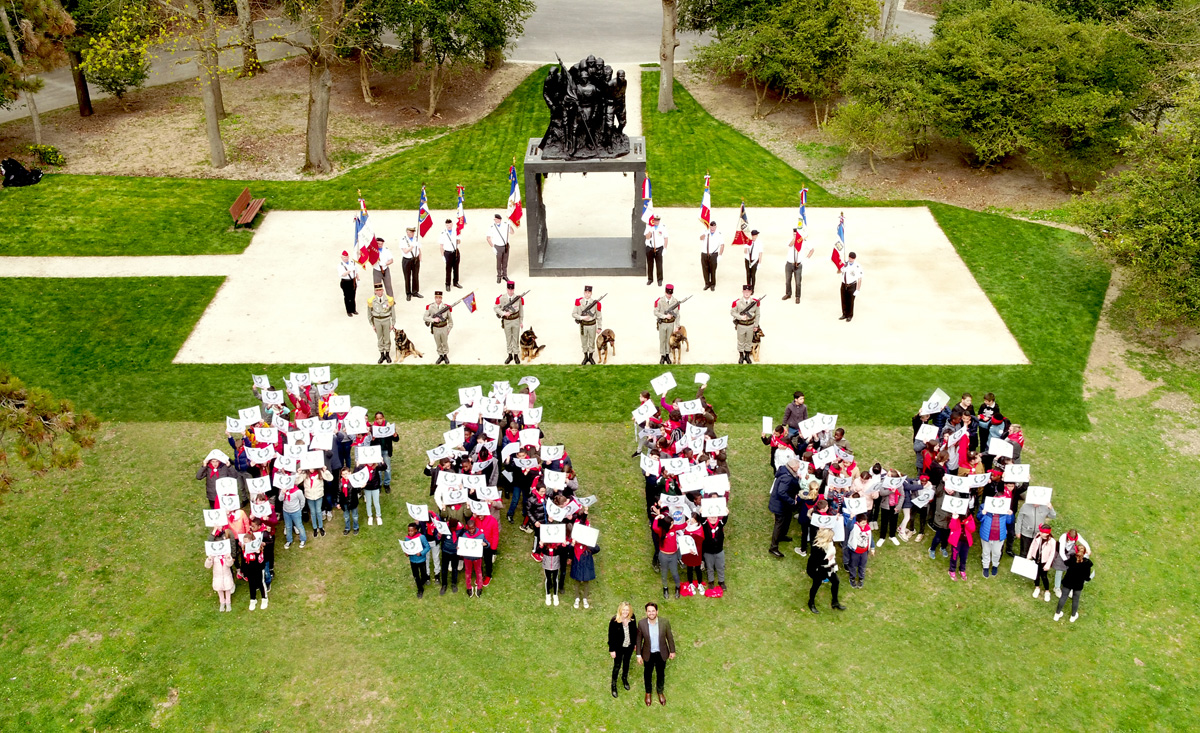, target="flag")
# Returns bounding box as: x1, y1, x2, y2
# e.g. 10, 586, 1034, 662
455, 185, 466, 235
832, 211, 846, 271
732, 200, 751, 245
354, 197, 379, 266
699, 174, 712, 226
507, 165, 523, 227
640, 175, 654, 224
462, 291, 477, 313
798, 188, 808, 230
418, 186, 432, 238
